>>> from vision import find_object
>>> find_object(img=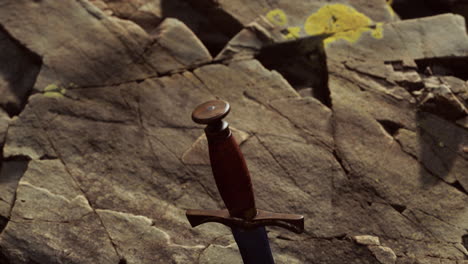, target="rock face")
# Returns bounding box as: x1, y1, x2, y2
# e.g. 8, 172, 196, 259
0, 1, 467, 264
